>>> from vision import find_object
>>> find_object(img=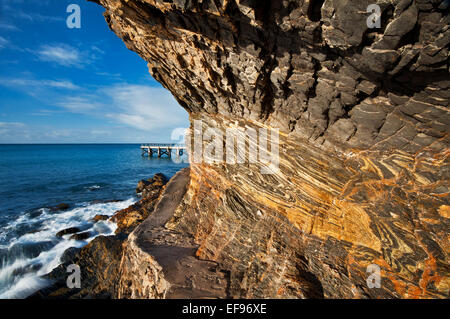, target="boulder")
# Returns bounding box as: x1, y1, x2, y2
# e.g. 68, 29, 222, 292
69, 232, 91, 241
56, 227, 81, 237
49, 203, 70, 212
91, 215, 109, 222
112, 173, 168, 235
